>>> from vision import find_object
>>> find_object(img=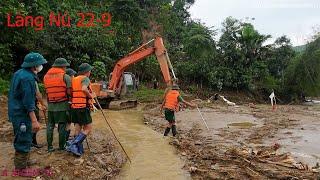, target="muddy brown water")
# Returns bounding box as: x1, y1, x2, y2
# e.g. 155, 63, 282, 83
92, 110, 191, 180
264, 112, 320, 166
